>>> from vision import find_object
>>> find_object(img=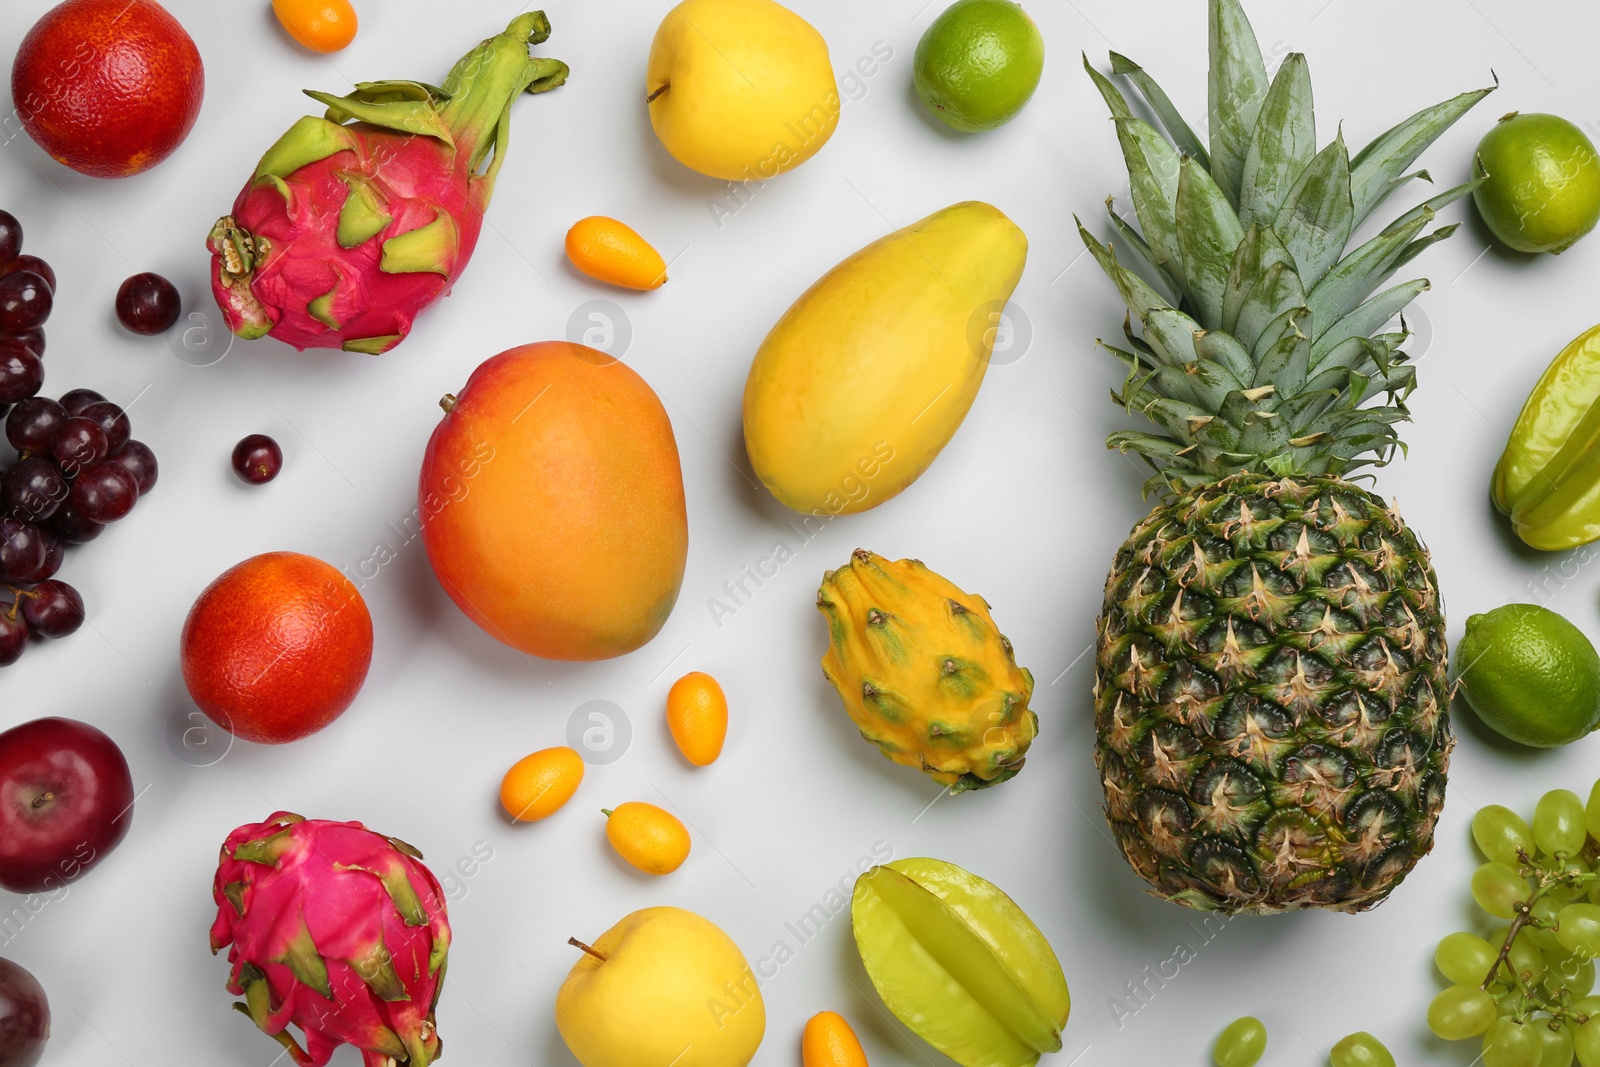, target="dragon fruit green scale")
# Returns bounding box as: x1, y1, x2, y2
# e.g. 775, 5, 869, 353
207, 13, 568, 355
210, 812, 452, 1067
